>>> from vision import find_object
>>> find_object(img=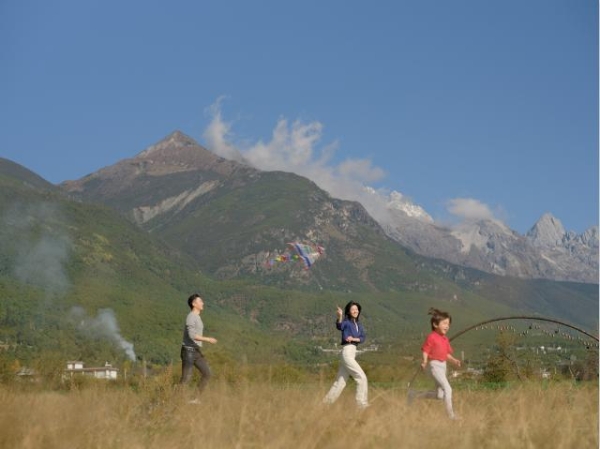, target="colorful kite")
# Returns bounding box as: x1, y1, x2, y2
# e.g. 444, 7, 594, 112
288, 242, 324, 269
265, 242, 324, 270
